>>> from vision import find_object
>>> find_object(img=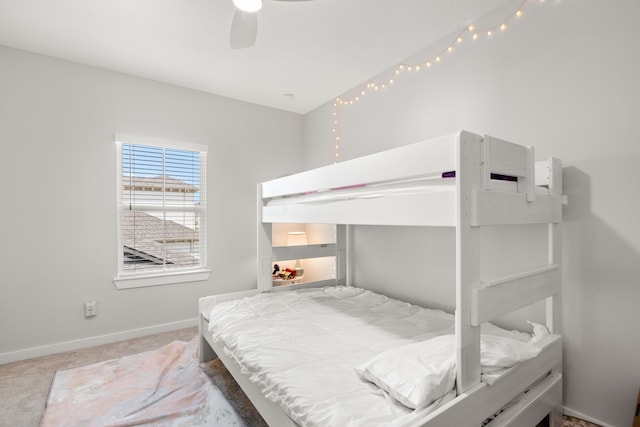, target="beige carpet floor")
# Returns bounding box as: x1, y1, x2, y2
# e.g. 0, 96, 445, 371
0, 327, 261, 427
0, 327, 597, 427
